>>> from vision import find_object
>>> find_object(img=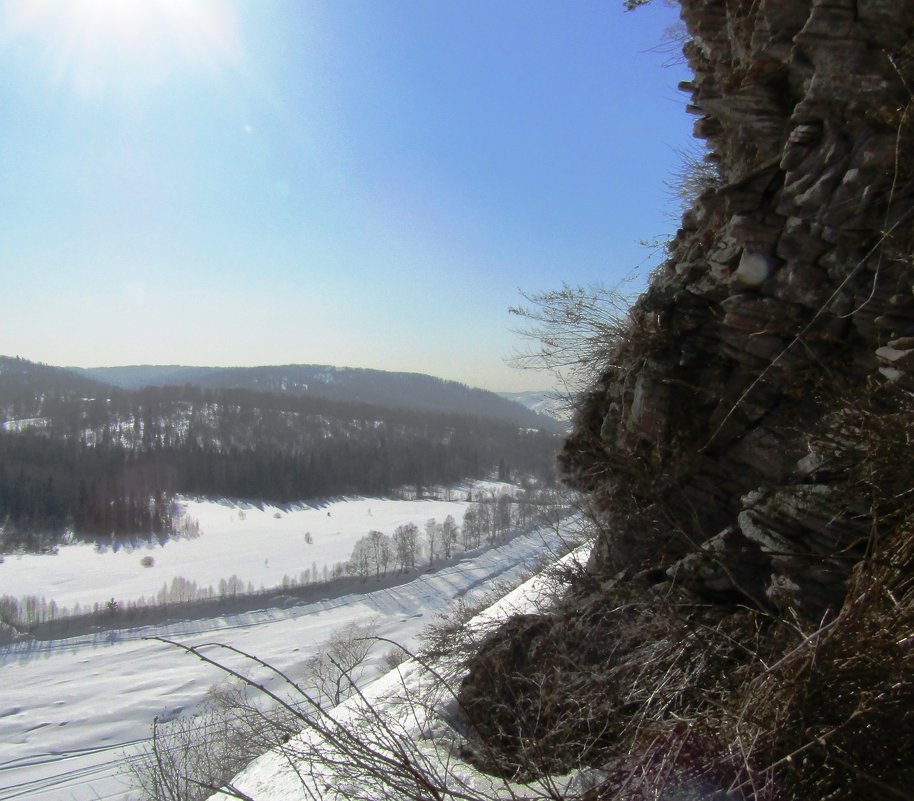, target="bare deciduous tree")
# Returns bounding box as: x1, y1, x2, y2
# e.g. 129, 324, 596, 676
424, 518, 440, 566
441, 515, 458, 560
305, 621, 378, 708
393, 522, 419, 573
